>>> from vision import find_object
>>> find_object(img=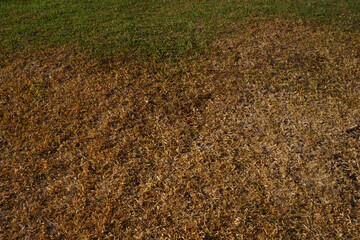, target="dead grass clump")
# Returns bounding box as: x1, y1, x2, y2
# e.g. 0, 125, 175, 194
1, 19, 360, 239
